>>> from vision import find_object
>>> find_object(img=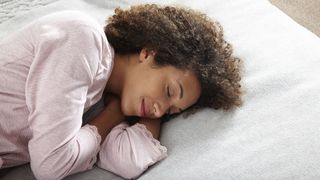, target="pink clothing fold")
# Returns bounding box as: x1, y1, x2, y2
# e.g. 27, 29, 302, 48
97, 121, 168, 179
